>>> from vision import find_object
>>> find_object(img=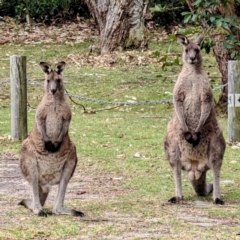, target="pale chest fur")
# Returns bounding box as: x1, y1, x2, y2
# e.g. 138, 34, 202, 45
37, 97, 71, 142
45, 102, 64, 140
174, 71, 212, 131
